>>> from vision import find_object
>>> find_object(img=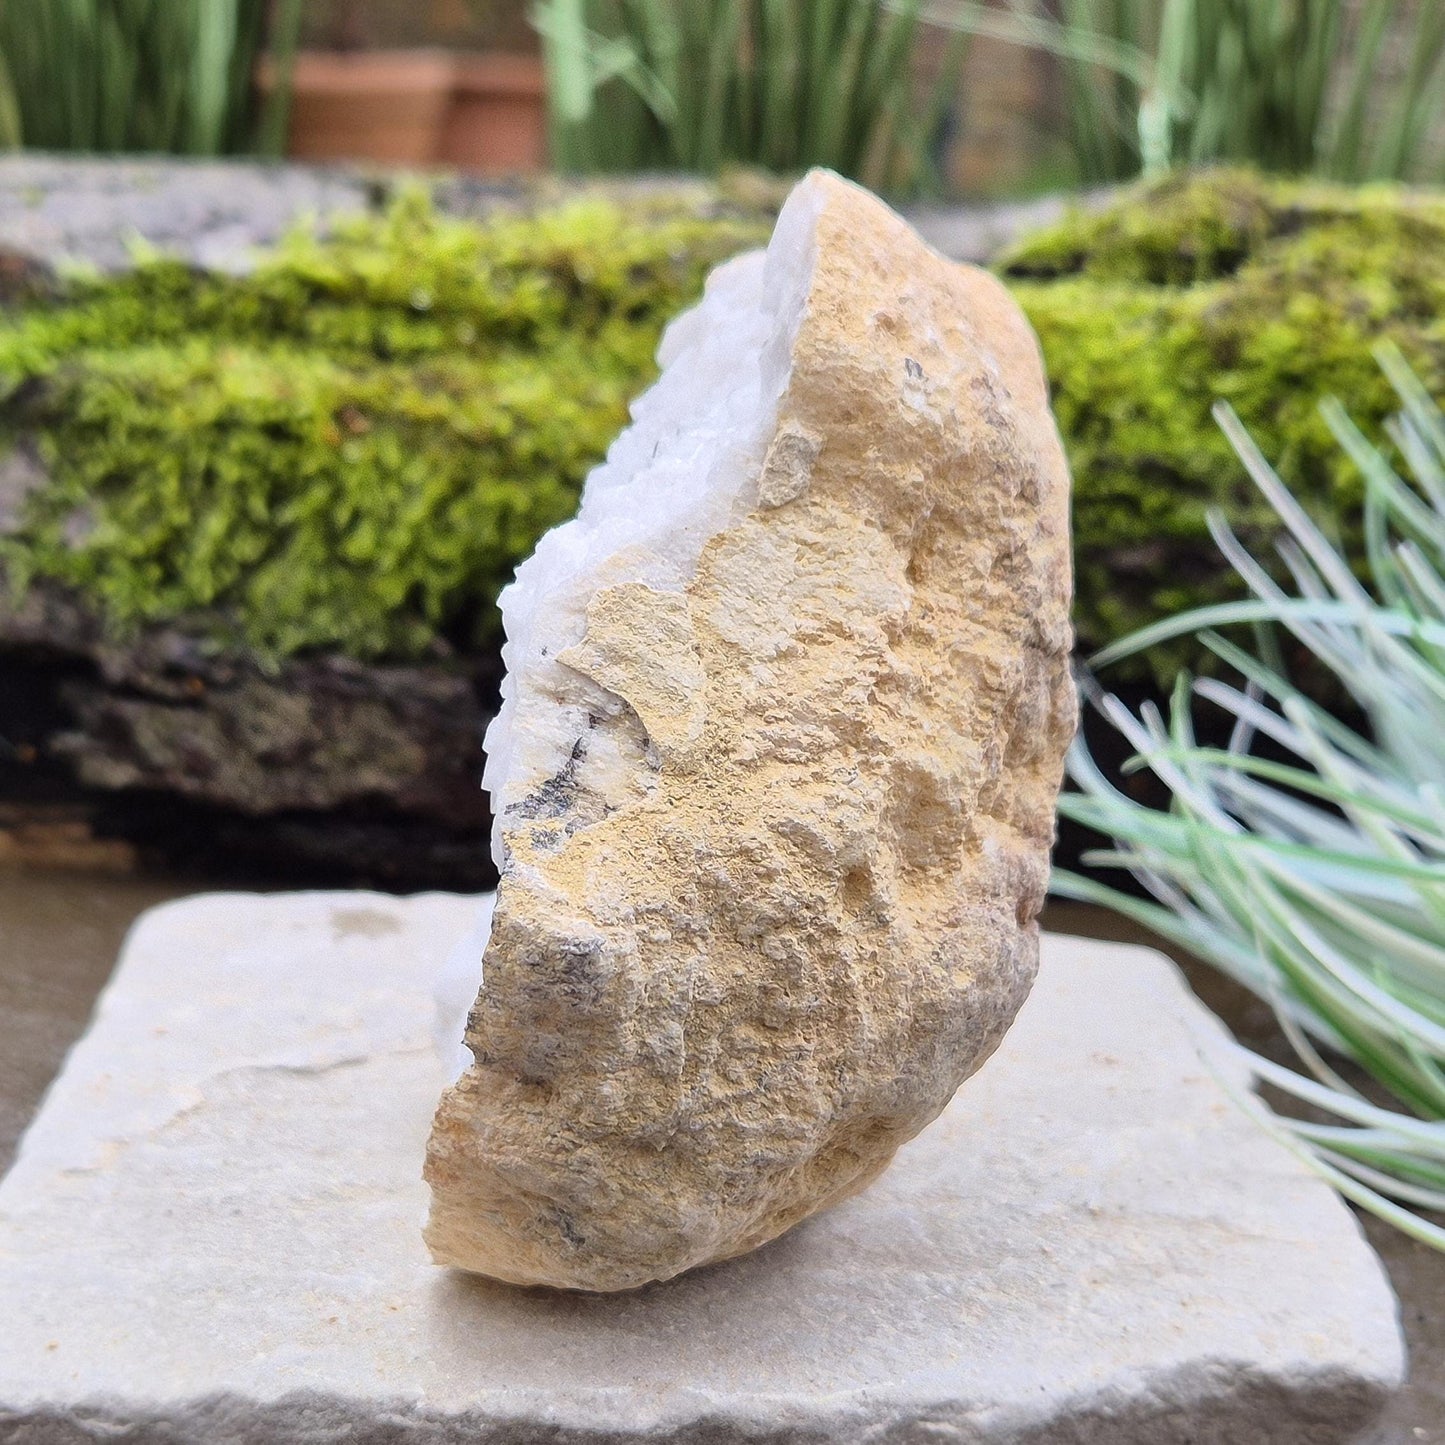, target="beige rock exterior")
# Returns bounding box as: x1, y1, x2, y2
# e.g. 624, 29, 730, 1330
424, 172, 1075, 1291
